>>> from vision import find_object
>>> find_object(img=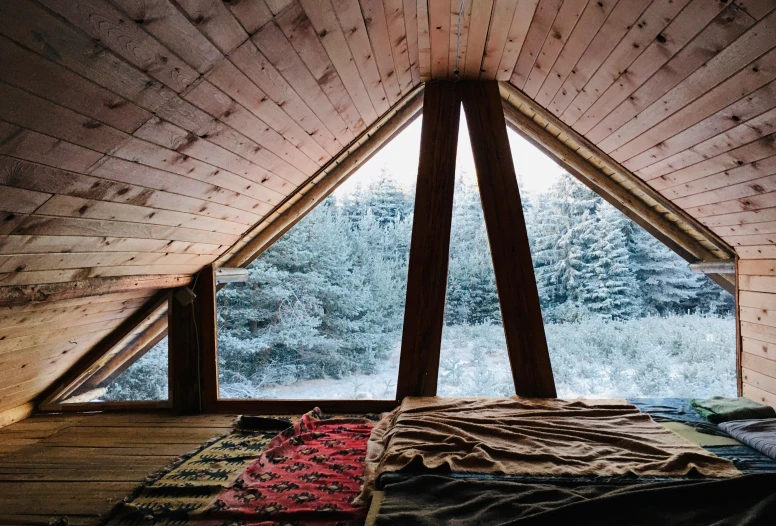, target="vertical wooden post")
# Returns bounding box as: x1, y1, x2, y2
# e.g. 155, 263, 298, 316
460, 81, 556, 398
396, 82, 461, 399
168, 287, 199, 414
168, 264, 218, 414
196, 265, 219, 411
735, 256, 743, 396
